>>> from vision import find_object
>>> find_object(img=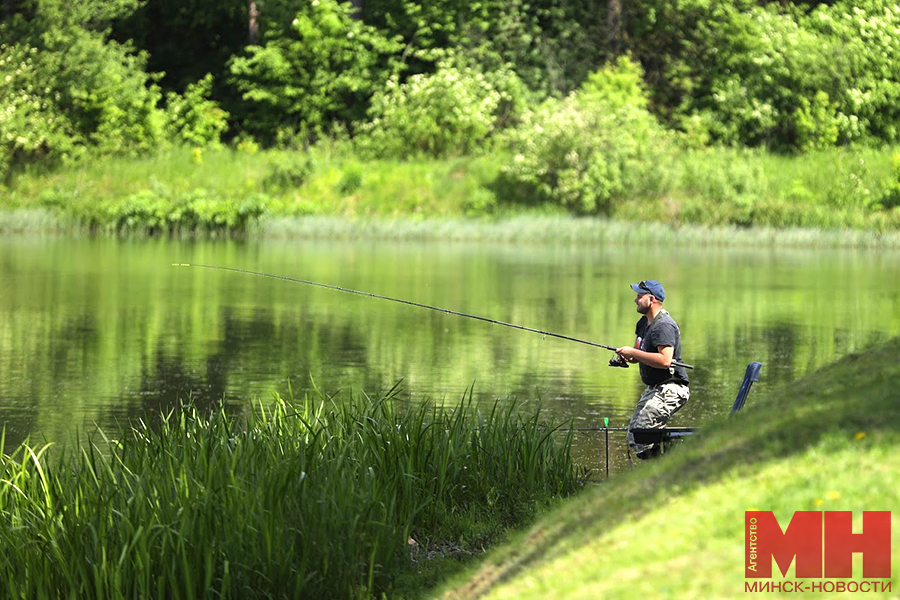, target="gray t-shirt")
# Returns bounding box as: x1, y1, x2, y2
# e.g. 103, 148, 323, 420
634, 310, 689, 386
